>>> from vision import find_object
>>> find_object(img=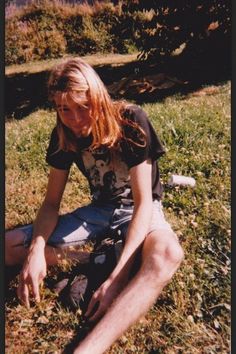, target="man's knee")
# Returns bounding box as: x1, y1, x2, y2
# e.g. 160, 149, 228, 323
142, 231, 184, 284
5, 230, 27, 266
5, 231, 13, 265
163, 234, 184, 266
